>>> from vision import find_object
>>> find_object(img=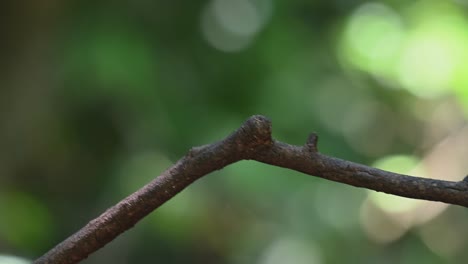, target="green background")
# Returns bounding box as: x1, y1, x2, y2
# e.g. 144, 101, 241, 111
1, 0, 468, 263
